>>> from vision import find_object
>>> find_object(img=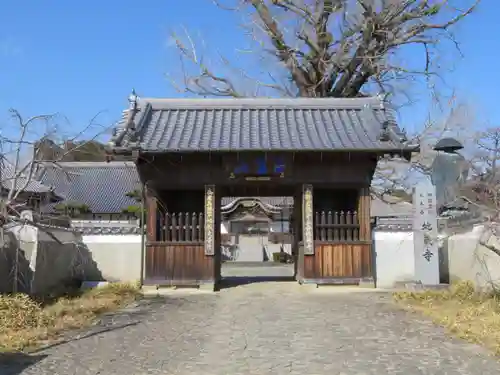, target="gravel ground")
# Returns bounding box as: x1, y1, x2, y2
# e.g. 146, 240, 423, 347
1, 279, 499, 375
